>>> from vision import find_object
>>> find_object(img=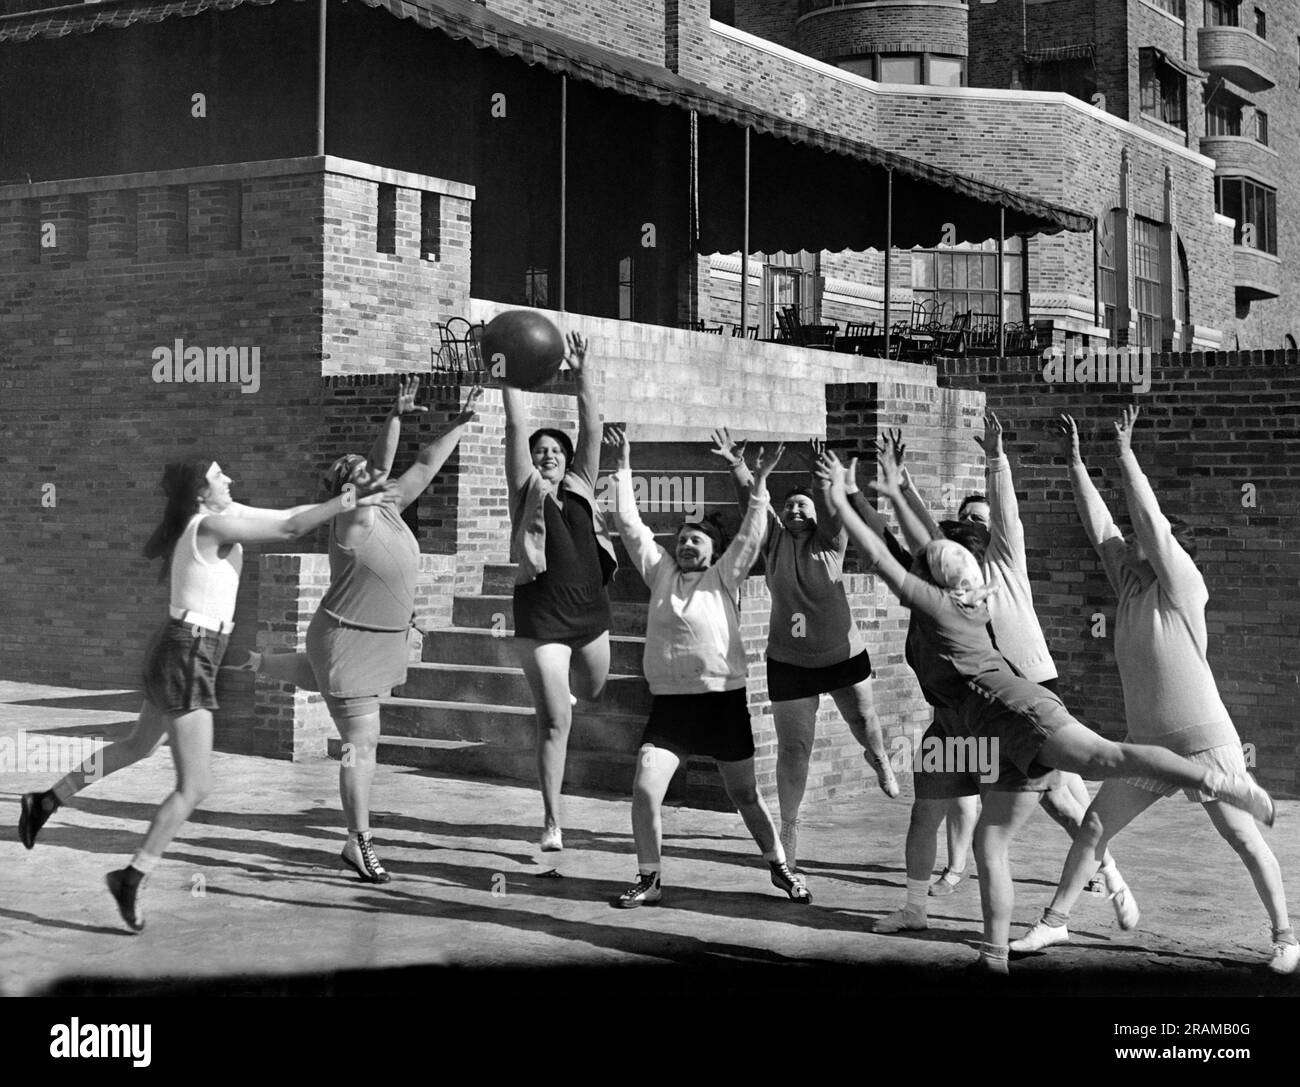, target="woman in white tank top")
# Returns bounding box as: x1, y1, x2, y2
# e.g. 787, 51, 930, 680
19, 456, 397, 933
